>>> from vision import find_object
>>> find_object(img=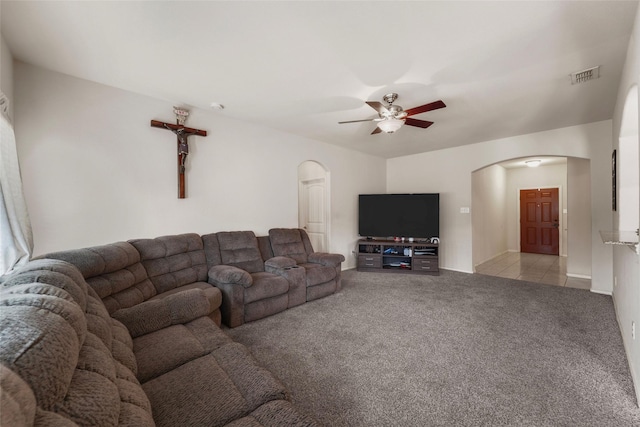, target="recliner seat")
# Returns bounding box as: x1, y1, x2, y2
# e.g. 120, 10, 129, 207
268, 228, 345, 302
